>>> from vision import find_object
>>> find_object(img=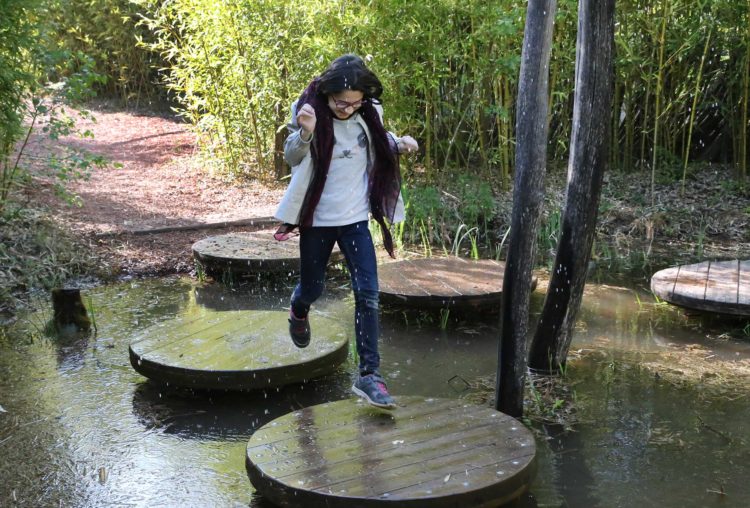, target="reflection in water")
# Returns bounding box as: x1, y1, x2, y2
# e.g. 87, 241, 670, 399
131, 374, 352, 439
0, 275, 749, 507
52, 331, 90, 372
193, 281, 292, 312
